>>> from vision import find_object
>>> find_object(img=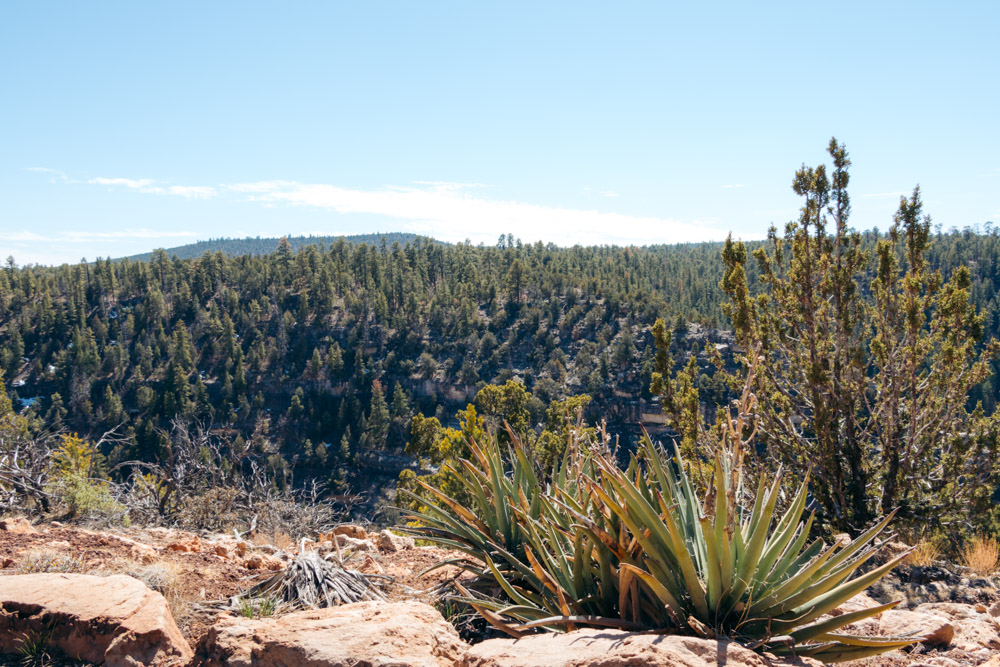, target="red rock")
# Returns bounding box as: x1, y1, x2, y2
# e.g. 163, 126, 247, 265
166, 535, 201, 552
828, 592, 882, 617
0, 517, 37, 534
463, 631, 822, 667
912, 602, 1000, 652
334, 534, 376, 552
376, 529, 414, 553
331, 524, 369, 540
243, 553, 284, 571
195, 600, 464, 667
878, 608, 955, 645
0, 573, 191, 666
